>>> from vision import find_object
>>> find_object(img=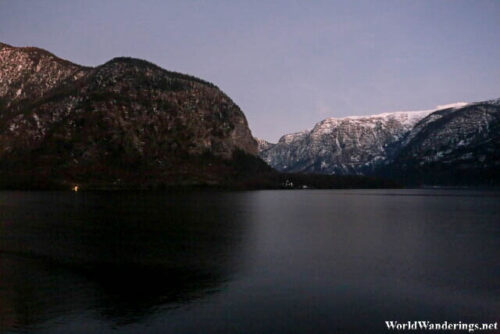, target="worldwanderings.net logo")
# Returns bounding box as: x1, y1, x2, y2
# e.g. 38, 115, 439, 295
385, 321, 498, 332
